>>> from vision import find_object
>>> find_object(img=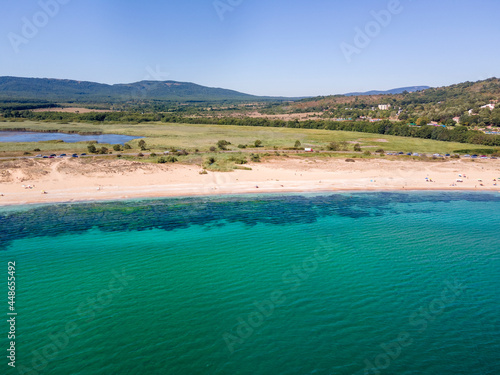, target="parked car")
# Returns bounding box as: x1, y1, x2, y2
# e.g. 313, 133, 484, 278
72, 154, 79, 158
445, 154, 451, 157
60, 154, 66, 157
35, 154, 42, 158
81, 153, 87, 156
